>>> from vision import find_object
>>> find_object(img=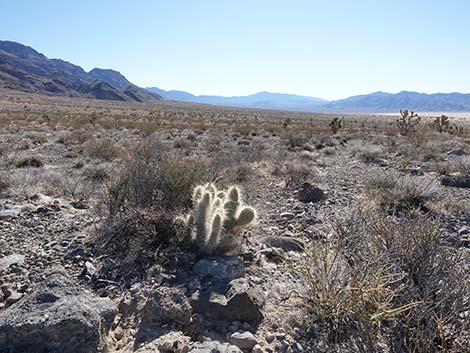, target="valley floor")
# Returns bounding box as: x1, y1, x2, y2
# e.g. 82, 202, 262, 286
0, 91, 469, 353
